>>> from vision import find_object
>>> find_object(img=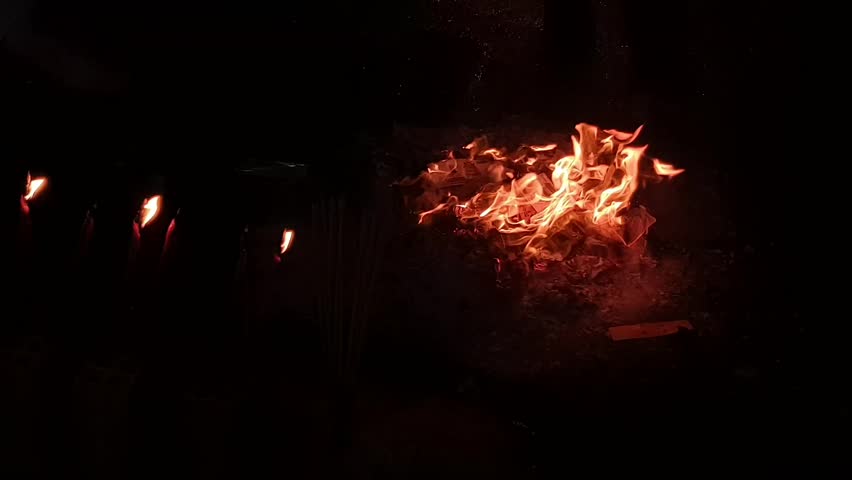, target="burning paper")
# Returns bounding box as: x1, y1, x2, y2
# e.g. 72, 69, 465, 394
409, 123, 683, 260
